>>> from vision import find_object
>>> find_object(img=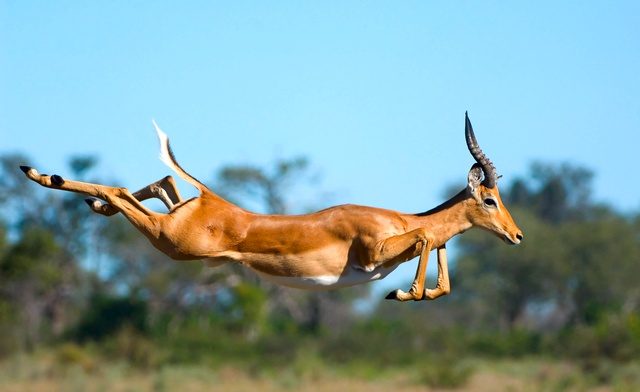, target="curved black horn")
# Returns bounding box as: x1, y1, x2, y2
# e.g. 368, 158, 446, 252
465, 112, 497, 188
